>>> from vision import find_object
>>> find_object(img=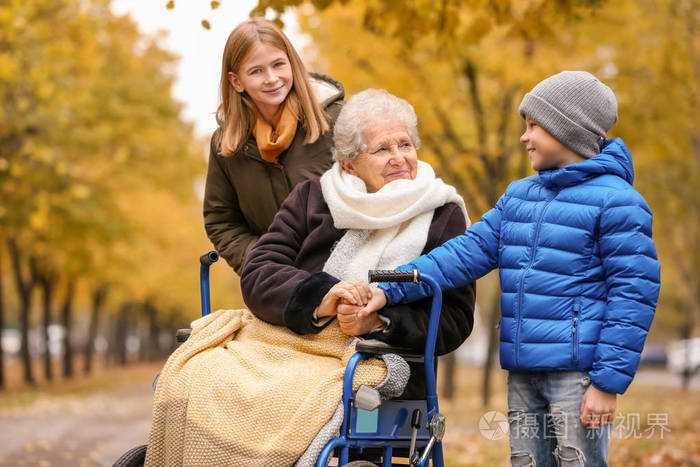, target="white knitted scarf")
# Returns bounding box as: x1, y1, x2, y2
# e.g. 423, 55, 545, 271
319, 161, 469, 281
